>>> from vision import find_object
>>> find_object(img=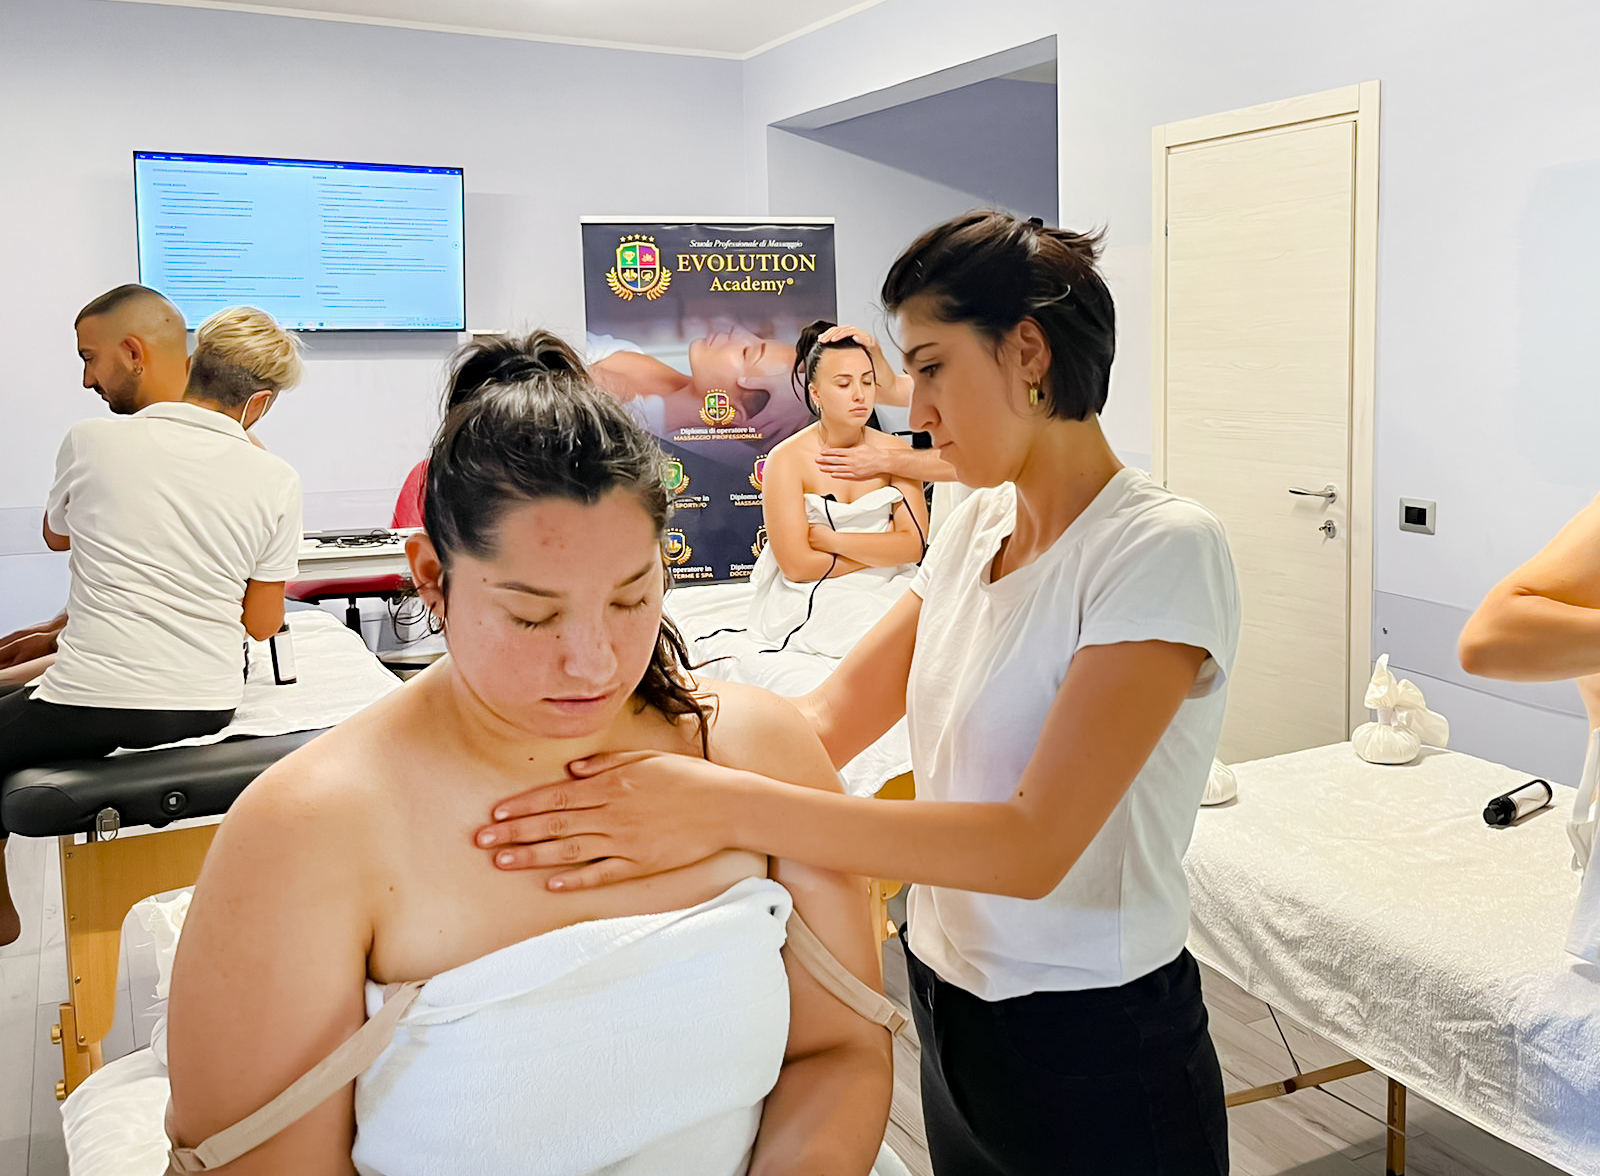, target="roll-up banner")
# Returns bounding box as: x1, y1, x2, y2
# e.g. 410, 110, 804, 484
580, 218, 837, 583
